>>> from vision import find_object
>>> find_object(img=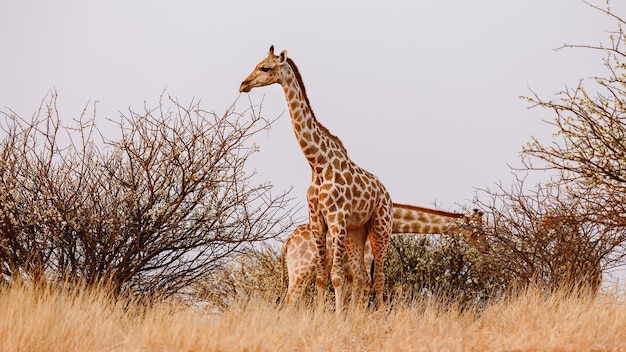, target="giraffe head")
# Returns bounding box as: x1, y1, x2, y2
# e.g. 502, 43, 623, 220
239, 45, 288, 93
457, 209, 488, 252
